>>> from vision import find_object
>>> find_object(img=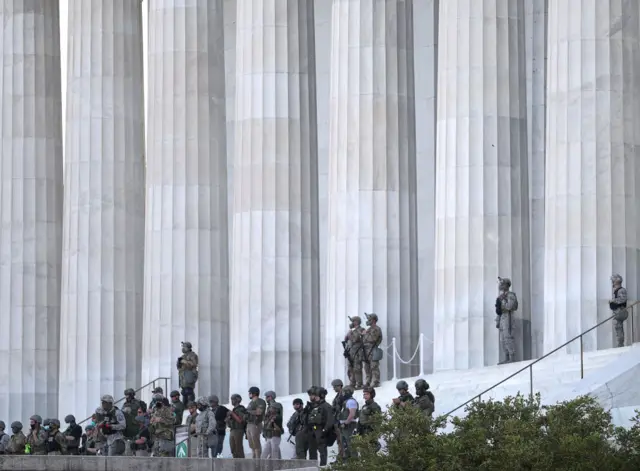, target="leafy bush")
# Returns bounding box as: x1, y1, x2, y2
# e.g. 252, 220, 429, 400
330, 394, 640, 471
